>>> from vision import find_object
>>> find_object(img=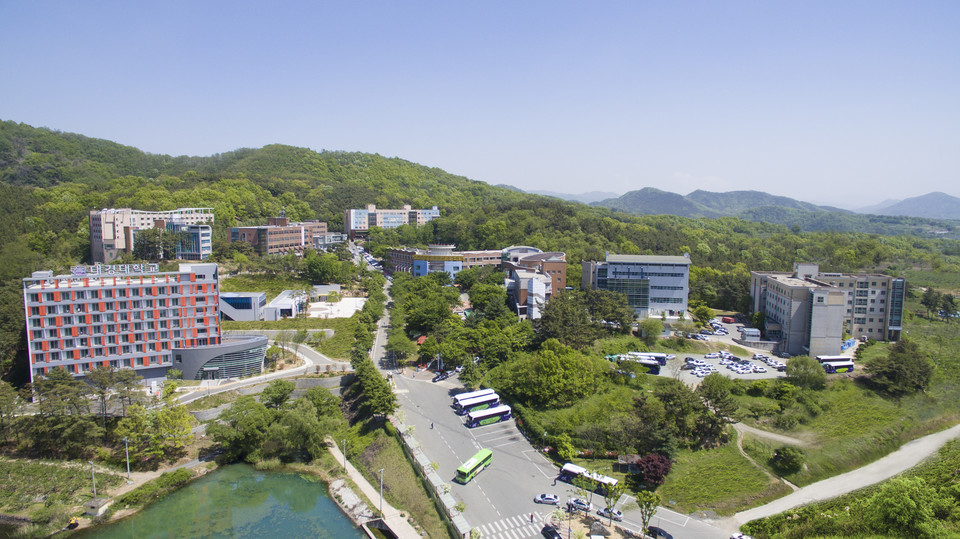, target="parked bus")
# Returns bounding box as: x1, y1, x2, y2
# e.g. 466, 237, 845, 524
637, 358, 661, 375
618, 355, 662, 374
816, 355, 850, 363
557, 463, 619, 496
452, 388, 496, 409
455, 393, 501, 415
454, 448, 493, 484
466, 405, 512, 428
628, 352, 669, 365
822, 360, 855, 374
